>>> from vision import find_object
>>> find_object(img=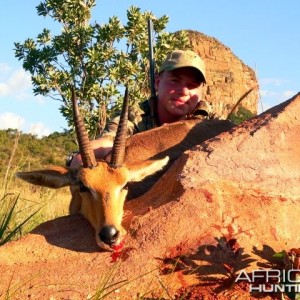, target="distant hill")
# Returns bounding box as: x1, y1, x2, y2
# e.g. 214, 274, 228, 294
0, 129, 77, 177
187, 30, 259, 119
